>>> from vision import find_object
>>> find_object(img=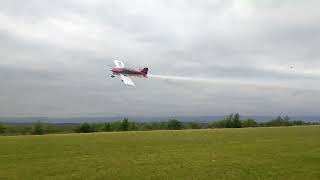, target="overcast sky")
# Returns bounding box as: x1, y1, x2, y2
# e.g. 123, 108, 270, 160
1, 0, 320, 117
